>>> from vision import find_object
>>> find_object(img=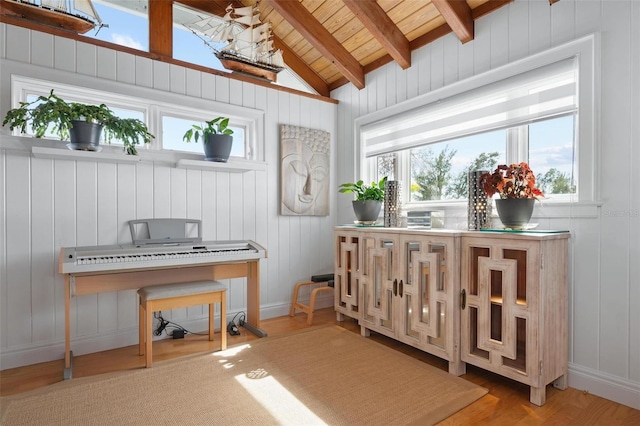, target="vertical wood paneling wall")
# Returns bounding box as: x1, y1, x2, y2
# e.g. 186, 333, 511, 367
333, 0, 639, 409
0, 24, 337, 369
